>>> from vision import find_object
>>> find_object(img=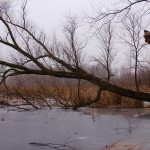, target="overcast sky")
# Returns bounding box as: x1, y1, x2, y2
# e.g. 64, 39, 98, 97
25, 0, 105, 58
26, 0, 95, 32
